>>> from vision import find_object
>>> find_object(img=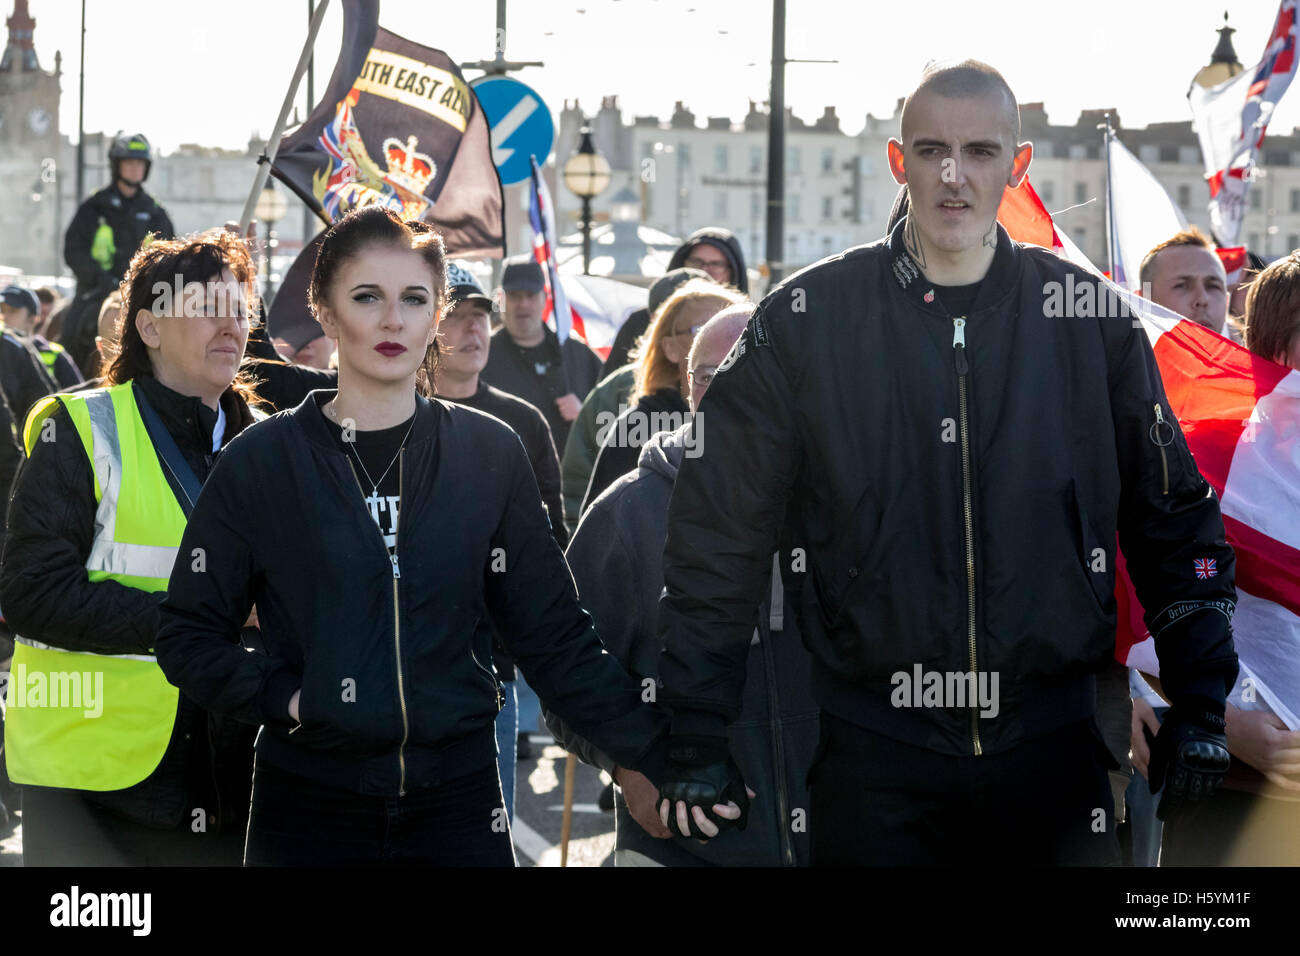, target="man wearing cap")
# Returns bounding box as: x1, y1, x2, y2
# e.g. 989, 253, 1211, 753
0, 290, 61, 425
1, 285, 82, 390
435, 263, 566, 546
433, 261, 568, 820
480, 255, 603, 452
271, 327, 336, 371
